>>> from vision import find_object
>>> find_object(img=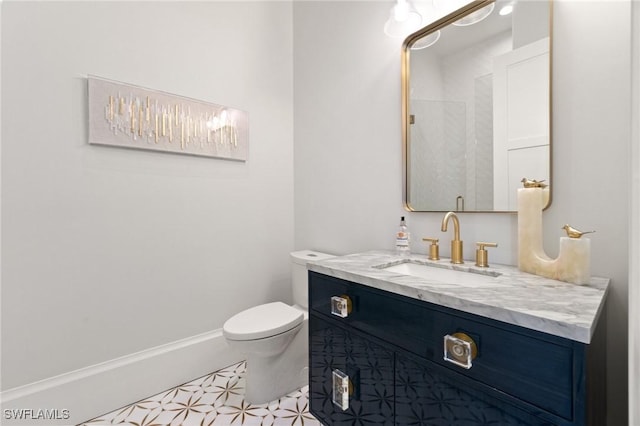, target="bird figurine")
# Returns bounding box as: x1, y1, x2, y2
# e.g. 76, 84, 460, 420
562, 224, 595, 239
521, 178, 548, 189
